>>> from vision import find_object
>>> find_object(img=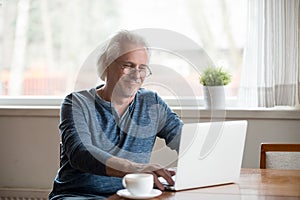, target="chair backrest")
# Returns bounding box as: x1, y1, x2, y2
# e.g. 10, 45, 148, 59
260, 143, 300, 169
